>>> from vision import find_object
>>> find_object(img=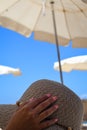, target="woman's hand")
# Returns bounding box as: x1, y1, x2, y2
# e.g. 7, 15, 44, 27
5, 94, 58, 130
